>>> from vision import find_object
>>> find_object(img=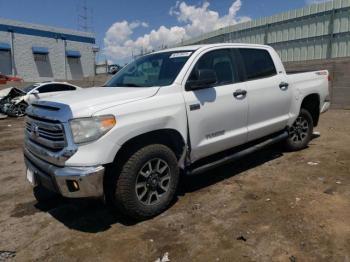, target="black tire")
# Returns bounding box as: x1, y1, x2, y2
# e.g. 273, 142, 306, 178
107, 144, 179, 220
7, 101, 28, 117
285, 108, 314, 151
